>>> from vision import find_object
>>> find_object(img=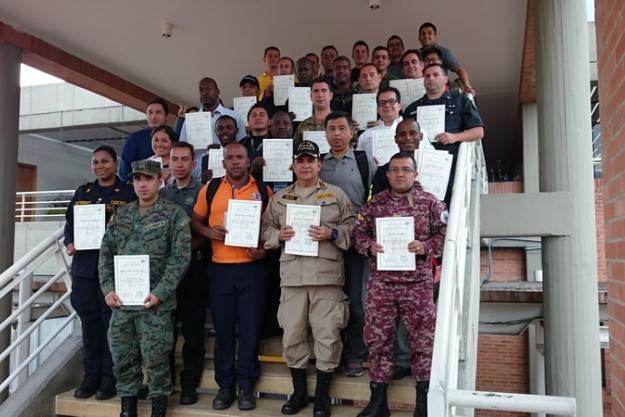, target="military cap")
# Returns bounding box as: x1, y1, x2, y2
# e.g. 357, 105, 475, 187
293, 140, 320, 159
131, 159, 161, 177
